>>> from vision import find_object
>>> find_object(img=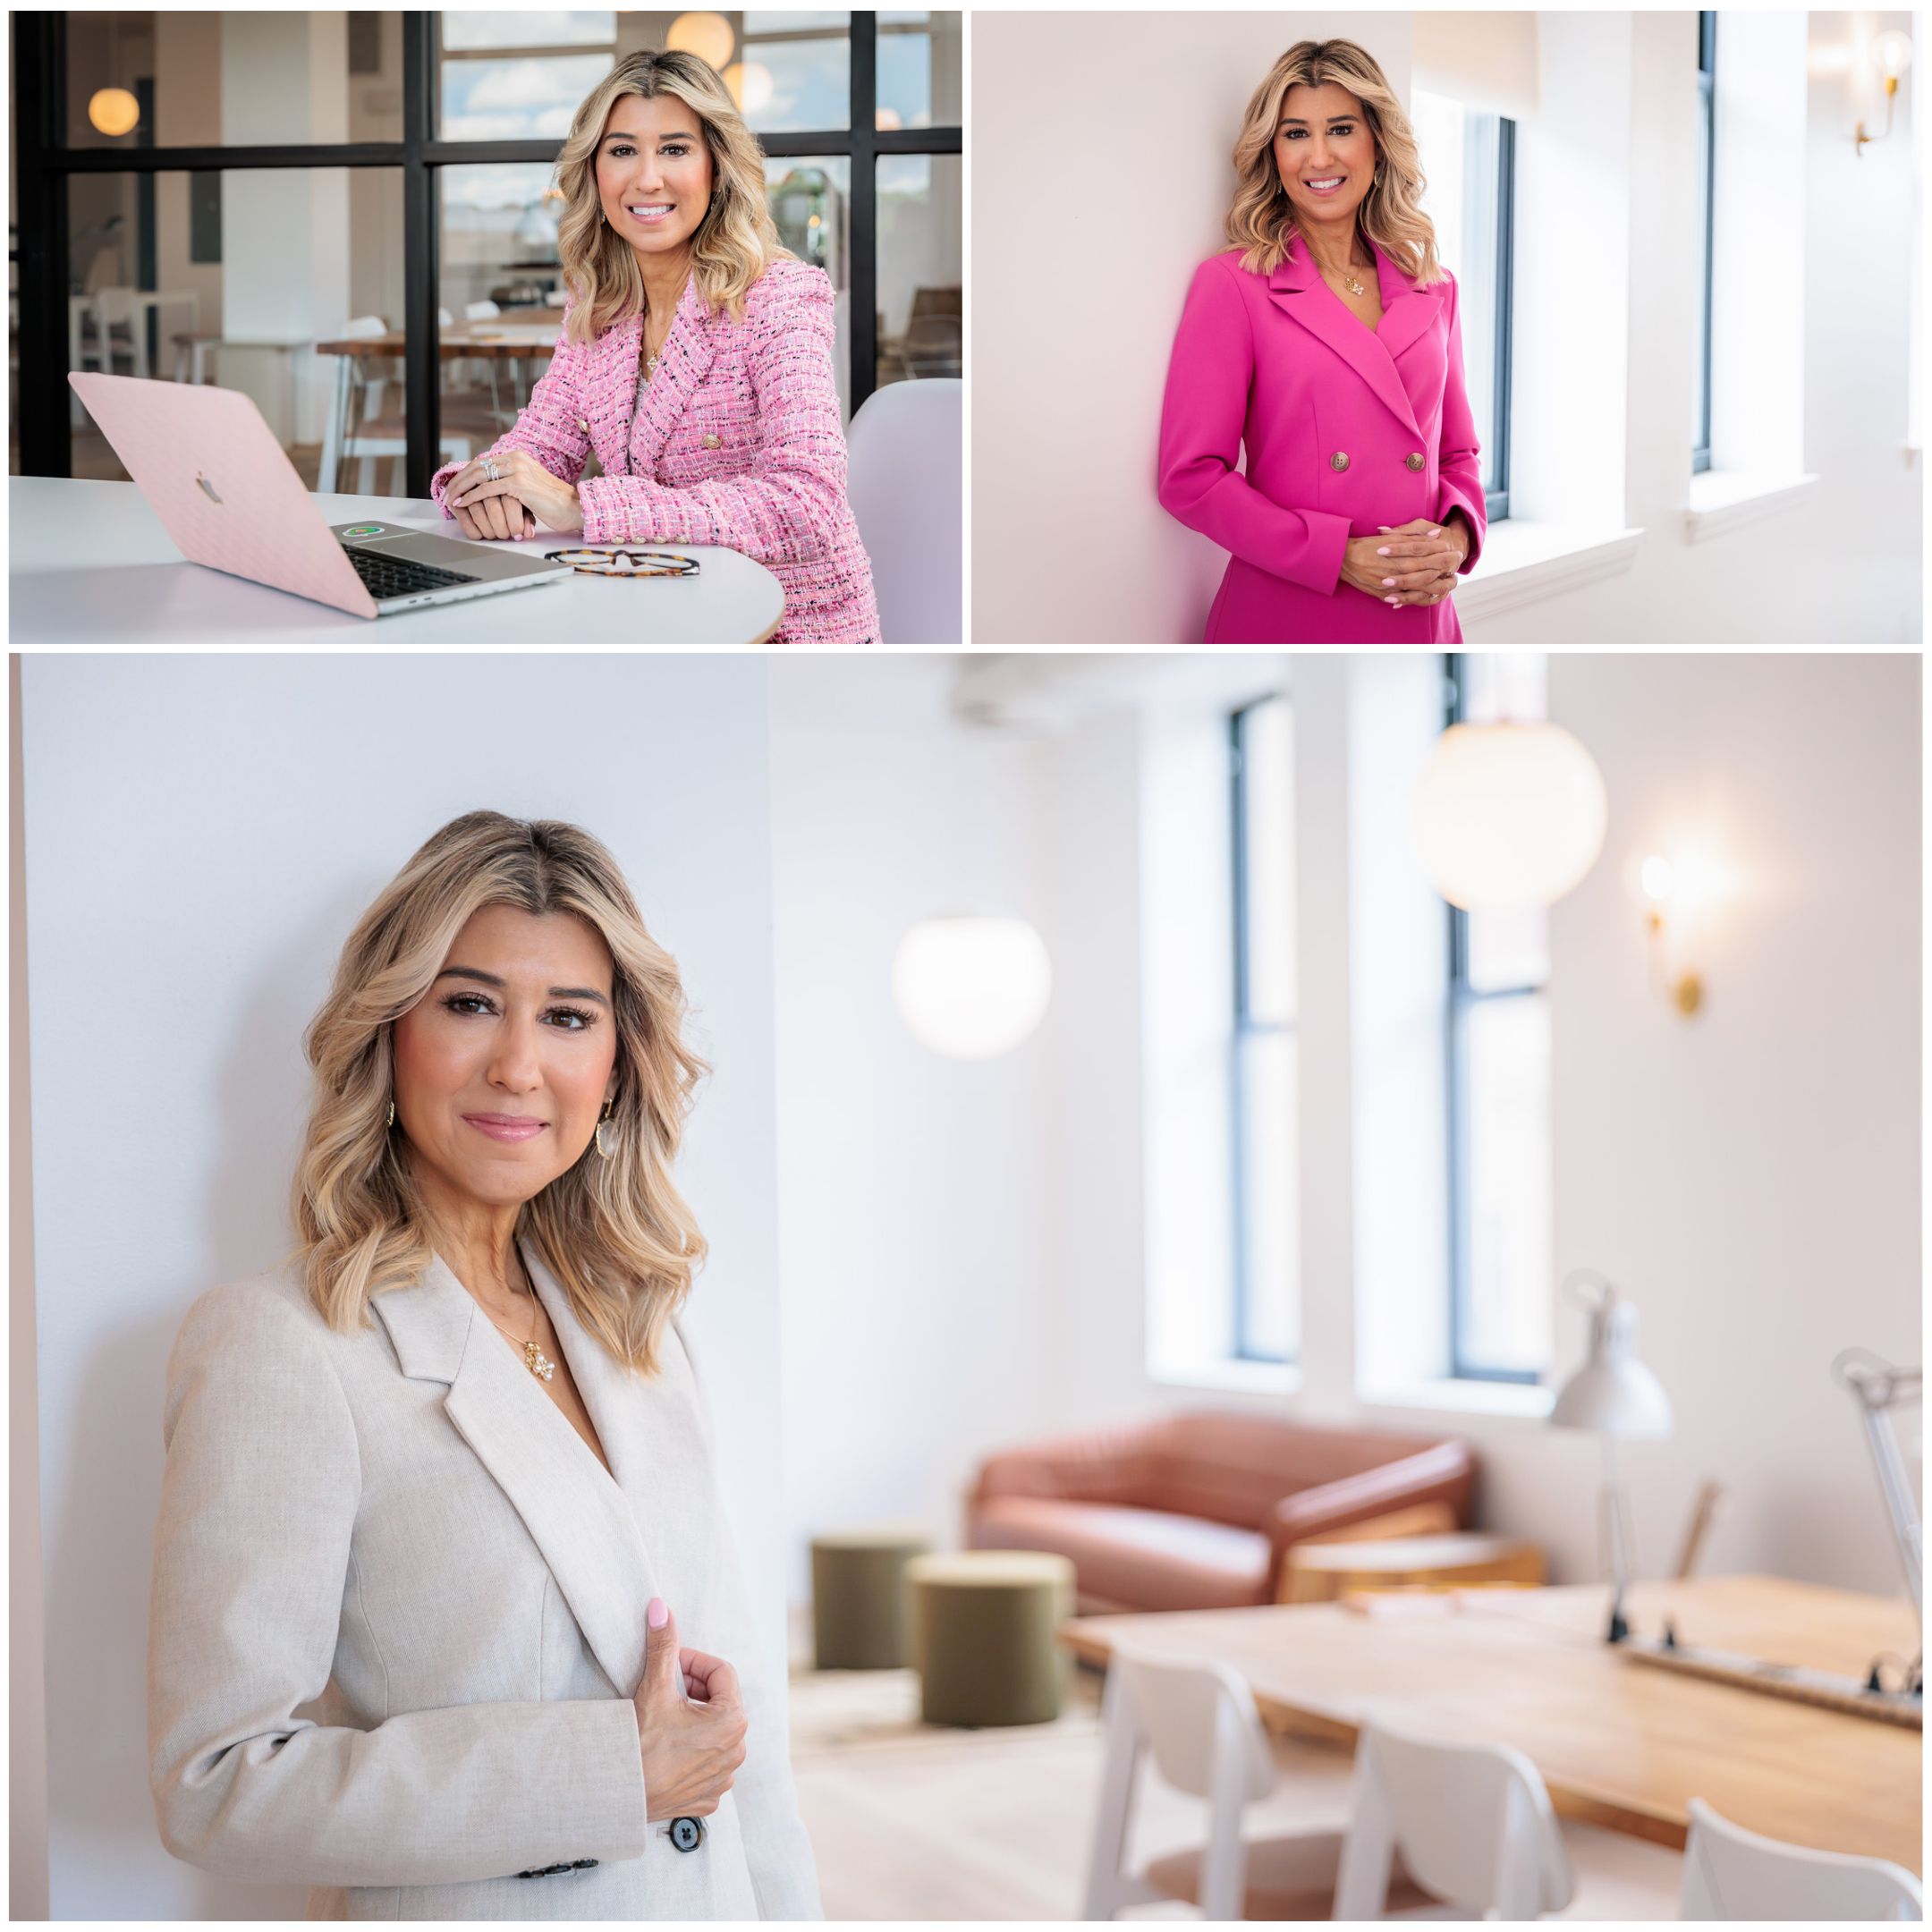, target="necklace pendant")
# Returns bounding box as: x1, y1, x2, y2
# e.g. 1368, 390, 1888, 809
1343, 274, 1366, 296
525, 1341, 555, 1383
